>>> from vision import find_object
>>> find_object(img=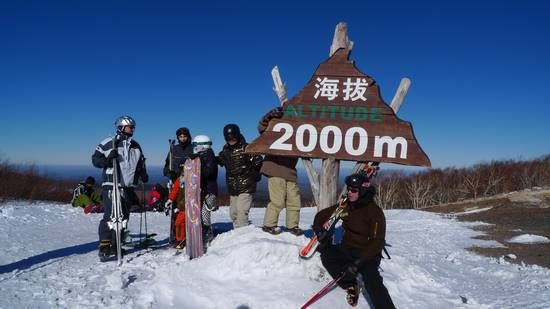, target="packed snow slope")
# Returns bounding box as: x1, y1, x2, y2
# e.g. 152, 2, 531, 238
1, 201, 549, 308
